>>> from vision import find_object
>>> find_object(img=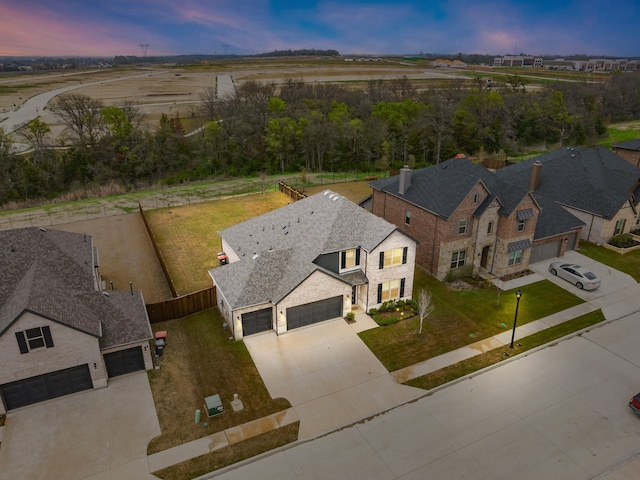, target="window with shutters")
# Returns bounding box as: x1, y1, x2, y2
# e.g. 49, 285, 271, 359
378, 278, 405, 303
380, 247, 407, 268
16, 326, 54, 353
341, 248, 360, 271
